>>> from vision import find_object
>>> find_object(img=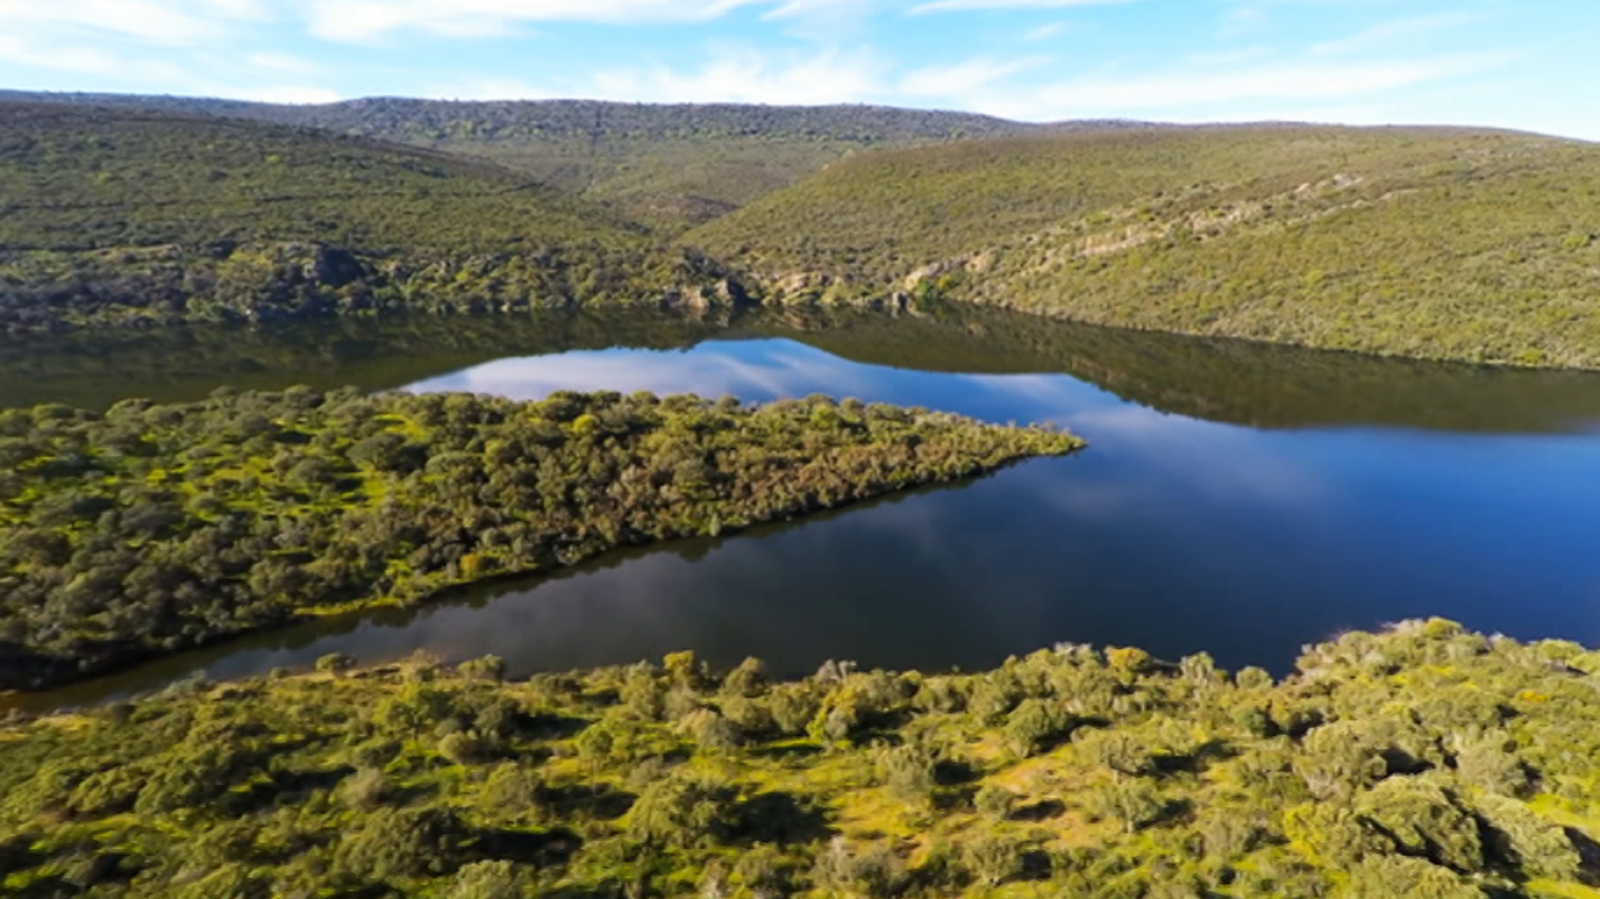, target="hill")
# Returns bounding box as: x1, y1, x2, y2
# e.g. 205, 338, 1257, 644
688, 125, 1600, 368
2, 621, 1598, 898
0, 91, 1054, 231
0, 103, 741, 332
